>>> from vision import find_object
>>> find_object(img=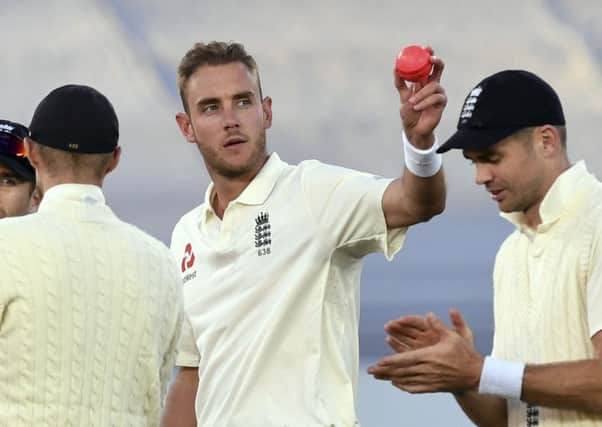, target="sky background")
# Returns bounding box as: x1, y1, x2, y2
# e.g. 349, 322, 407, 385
3, 0, 602, 425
